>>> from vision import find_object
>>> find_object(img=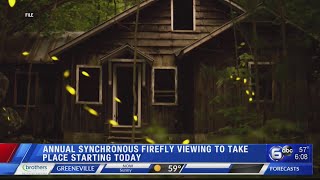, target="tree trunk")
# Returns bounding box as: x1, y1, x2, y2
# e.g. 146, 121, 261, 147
114, 0, 117, 15
95, 1, 101, 25
24, 63, 33, 132
132, 0, 141, 143
245, 0, 261, 125
279, 0, 289, 118
252, 16, 261, 123
229, 2, 241, 105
